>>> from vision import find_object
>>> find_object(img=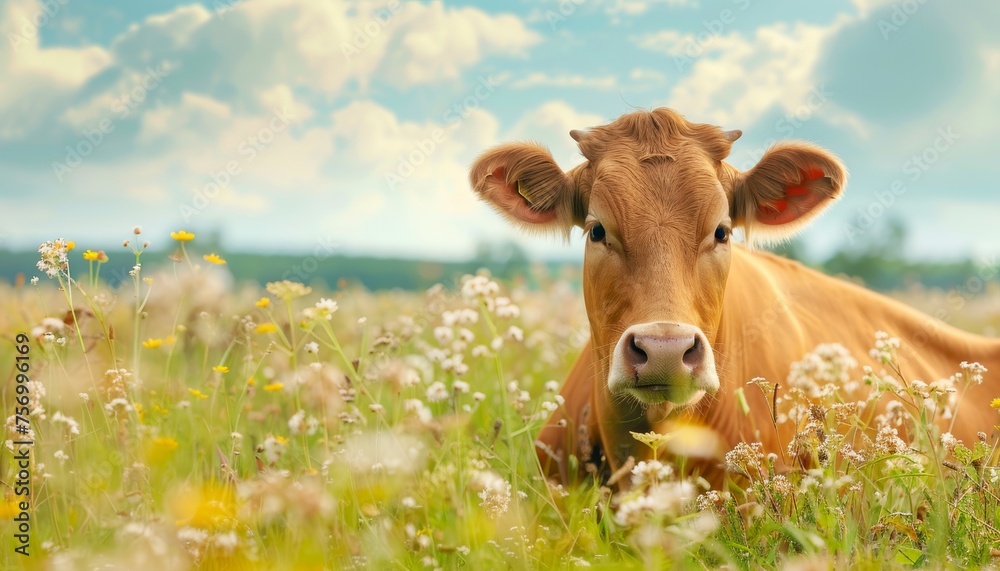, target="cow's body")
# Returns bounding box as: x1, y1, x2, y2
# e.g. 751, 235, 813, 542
468, 107, 1000, 488
538, 246, 1000, 484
